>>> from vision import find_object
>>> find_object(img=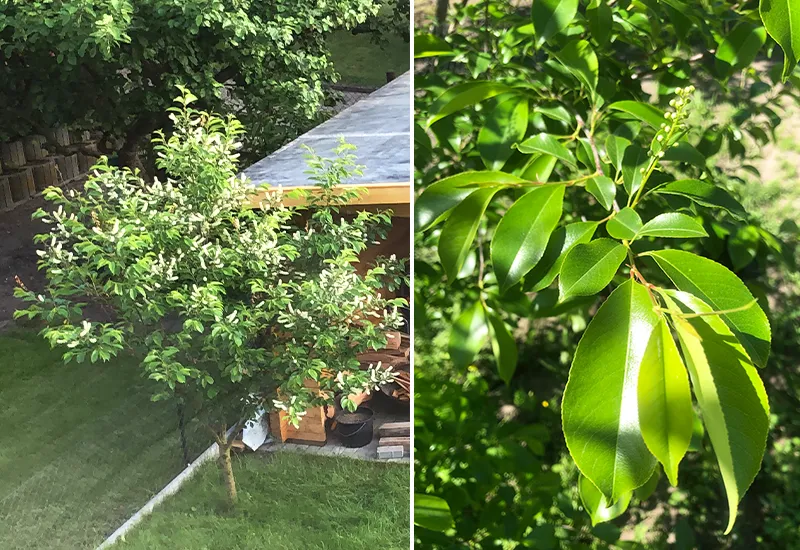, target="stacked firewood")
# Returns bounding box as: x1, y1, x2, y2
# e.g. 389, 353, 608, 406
356, 331, 410, 403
